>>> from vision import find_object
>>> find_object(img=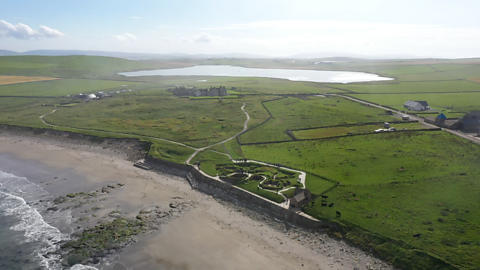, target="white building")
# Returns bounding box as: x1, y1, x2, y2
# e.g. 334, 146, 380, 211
404, 100, 429, 111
